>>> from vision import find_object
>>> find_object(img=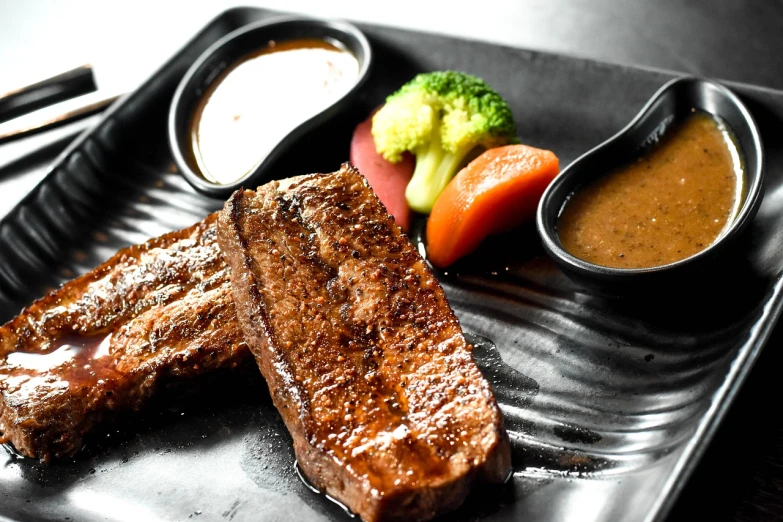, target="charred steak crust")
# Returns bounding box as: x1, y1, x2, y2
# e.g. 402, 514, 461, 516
0, 214, 248, 462
218, 164, 511, 522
